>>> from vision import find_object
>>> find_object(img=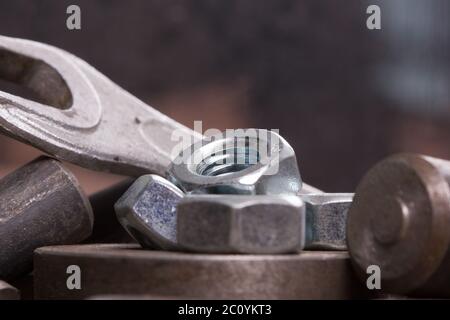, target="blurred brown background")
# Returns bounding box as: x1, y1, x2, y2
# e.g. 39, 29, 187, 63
0, 0, 449, 194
